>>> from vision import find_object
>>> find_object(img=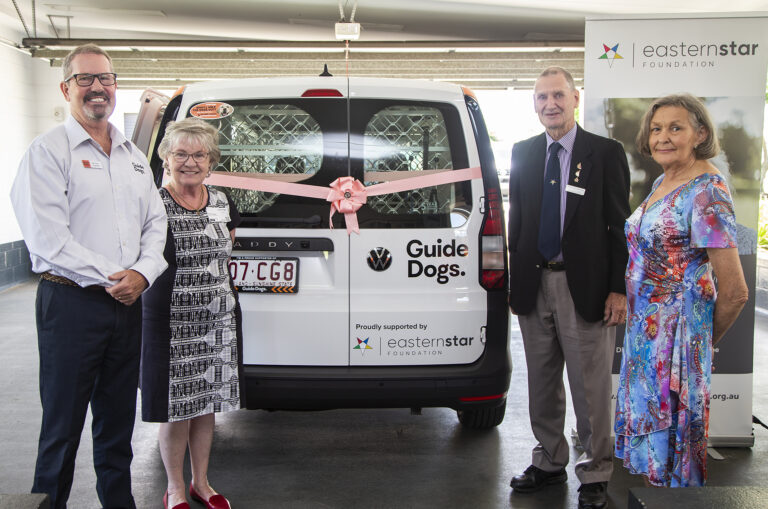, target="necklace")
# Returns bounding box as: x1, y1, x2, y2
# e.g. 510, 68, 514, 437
167, 184, 207, 214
